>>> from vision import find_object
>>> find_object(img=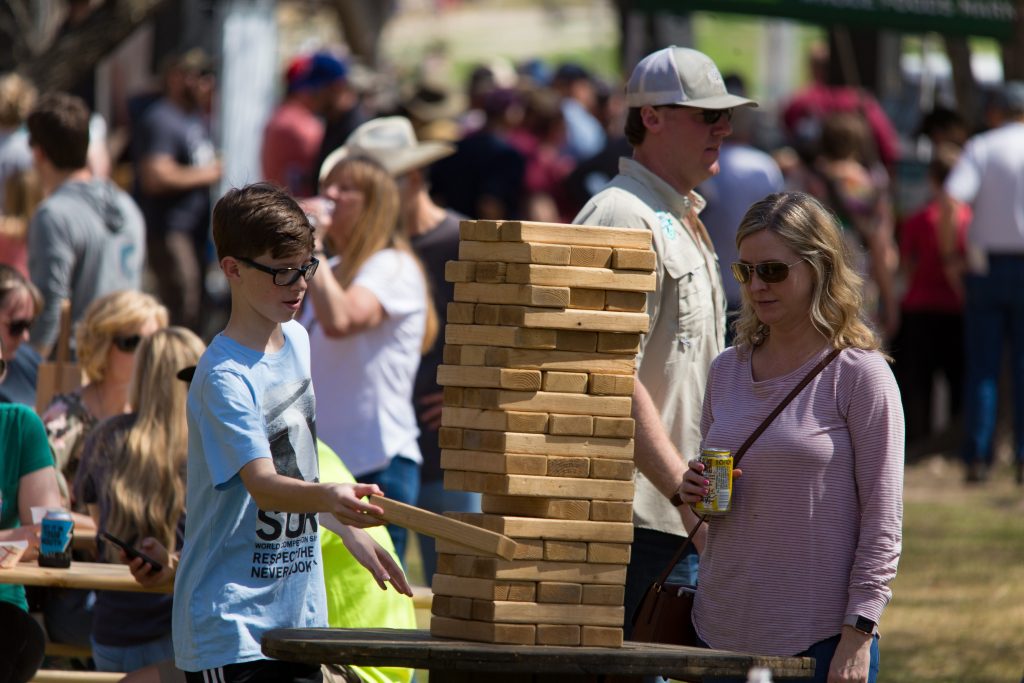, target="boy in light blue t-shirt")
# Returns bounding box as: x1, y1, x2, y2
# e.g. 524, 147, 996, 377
131, 183, 411, 683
